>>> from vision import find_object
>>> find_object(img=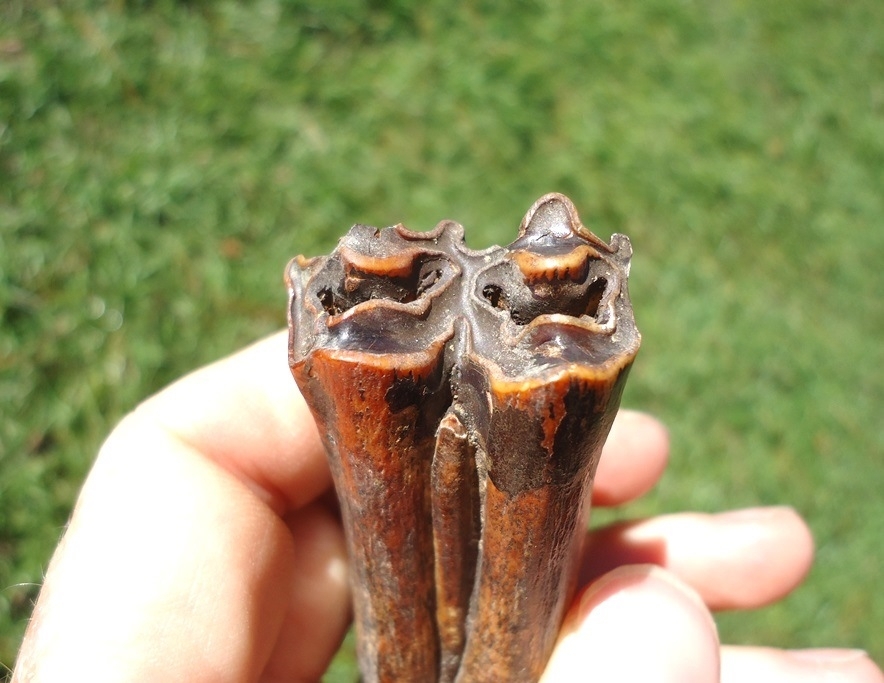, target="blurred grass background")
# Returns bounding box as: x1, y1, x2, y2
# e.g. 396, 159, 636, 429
1, 0, 882, 677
